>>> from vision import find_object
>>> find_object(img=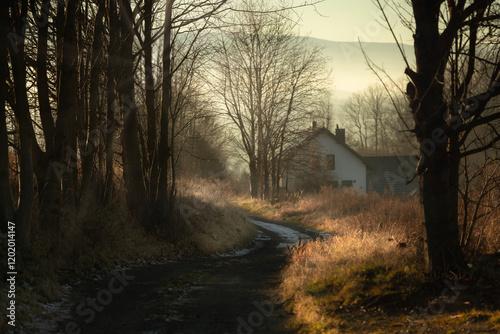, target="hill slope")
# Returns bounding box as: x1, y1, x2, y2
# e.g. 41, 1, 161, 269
306, 37, 415, 99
